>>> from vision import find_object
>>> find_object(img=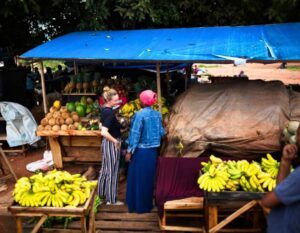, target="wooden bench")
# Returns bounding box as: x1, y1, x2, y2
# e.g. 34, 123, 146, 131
159, 196, 205, 232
